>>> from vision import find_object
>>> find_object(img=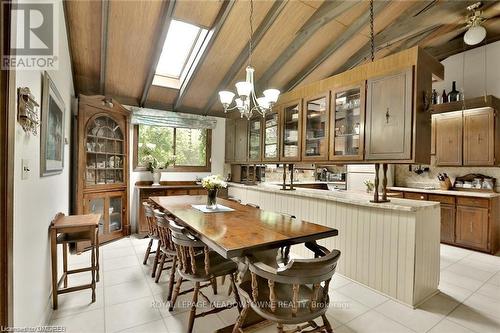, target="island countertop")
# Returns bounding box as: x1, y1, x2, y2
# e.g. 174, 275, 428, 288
388, 186, 500, 198
228, 182, 438, 212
